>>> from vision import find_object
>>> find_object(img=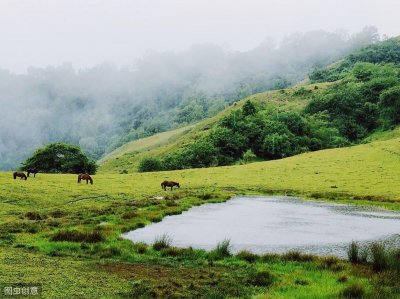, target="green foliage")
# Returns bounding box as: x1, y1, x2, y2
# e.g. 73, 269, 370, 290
379, 86, 400, 127
138, 157, 164, 172
242, 149, 257, 164
21, 142, 97, 174
310, 37, 400, 83
242, 100, 257, 116
306, 62, 400, 141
